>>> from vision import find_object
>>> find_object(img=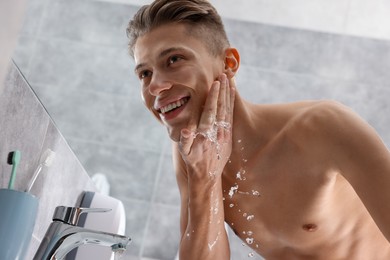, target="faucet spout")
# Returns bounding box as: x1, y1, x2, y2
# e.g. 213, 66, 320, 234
34, 221, 131, 260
